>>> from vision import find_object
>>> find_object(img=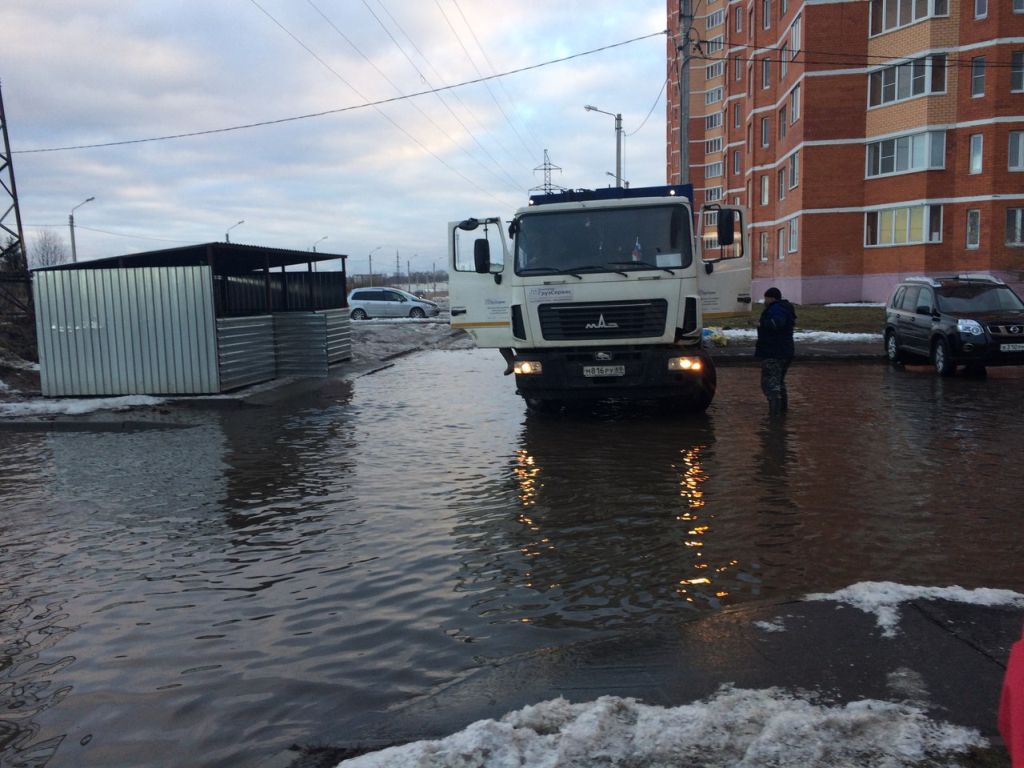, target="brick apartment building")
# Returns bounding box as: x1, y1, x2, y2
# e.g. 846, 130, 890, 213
667, 0, 1024, 303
